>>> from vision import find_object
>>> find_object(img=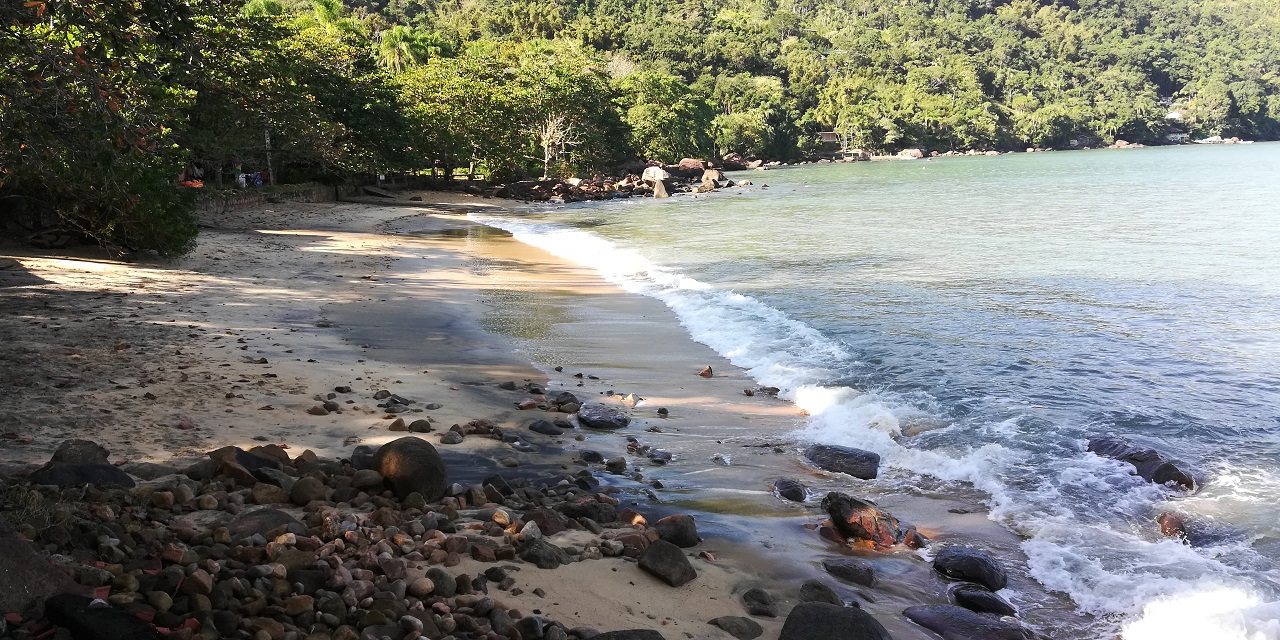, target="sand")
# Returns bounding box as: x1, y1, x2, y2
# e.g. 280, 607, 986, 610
0, 193, 1091, 639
